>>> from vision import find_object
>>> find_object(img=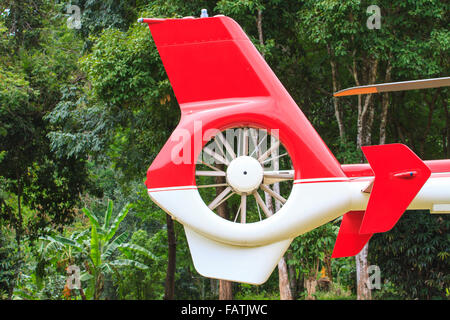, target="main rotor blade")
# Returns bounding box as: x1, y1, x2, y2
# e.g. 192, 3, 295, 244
334, 77, 450, 97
